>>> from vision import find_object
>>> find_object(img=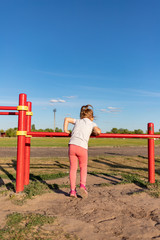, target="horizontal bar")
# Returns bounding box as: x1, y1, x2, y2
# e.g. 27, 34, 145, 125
27, 132, 69, 137
94, 133, 160, 138
27, 132, 160, 139
0, 106, 17, 110
0, 112, 18, 115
